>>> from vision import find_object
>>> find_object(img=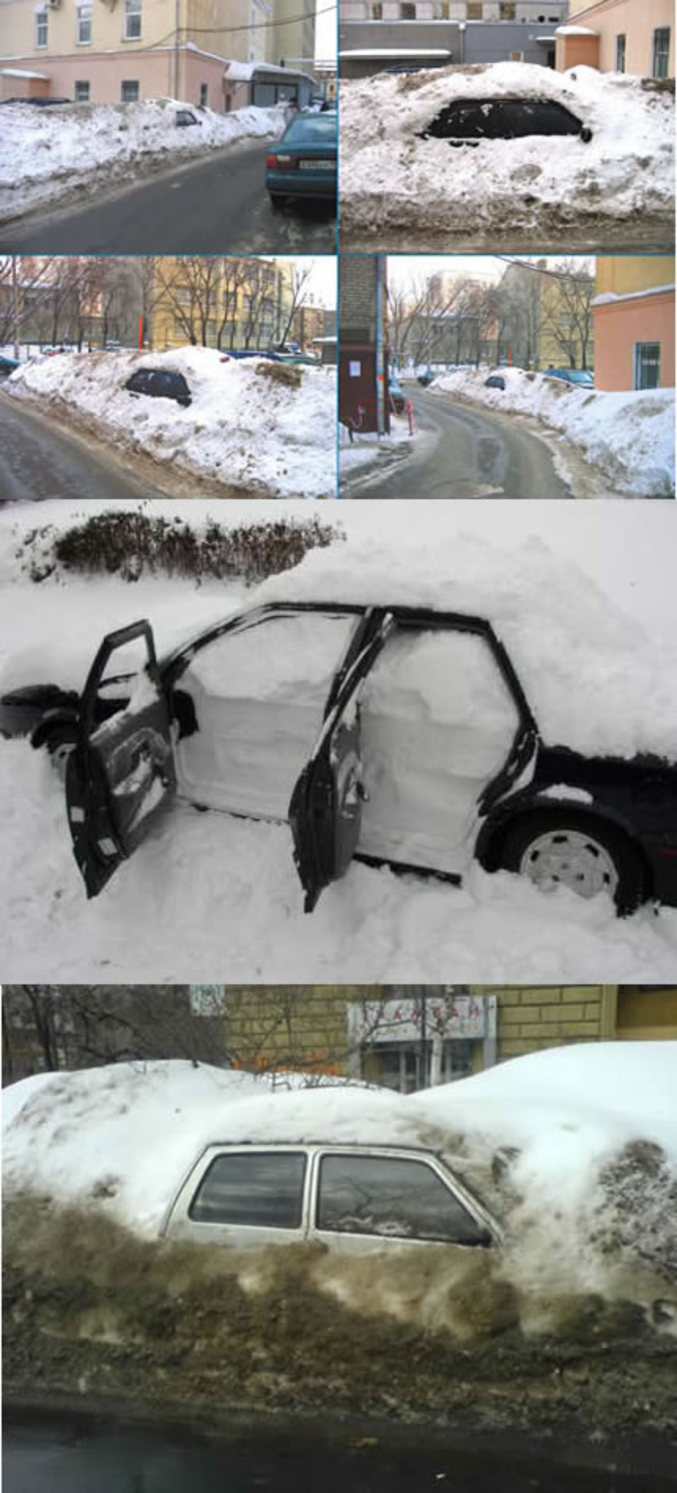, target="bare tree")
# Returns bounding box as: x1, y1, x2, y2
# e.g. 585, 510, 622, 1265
152, 257, 222, 346
539, 259, 595, 370
277, 261, 314, 347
